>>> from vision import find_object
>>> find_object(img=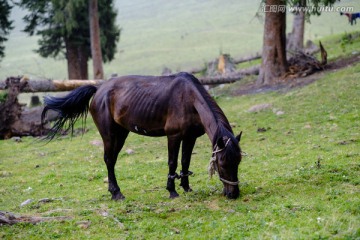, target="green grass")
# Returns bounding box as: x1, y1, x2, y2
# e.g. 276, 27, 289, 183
1, 5, 360, 238
318, 31, 360, 61
1, 58, 359, 239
